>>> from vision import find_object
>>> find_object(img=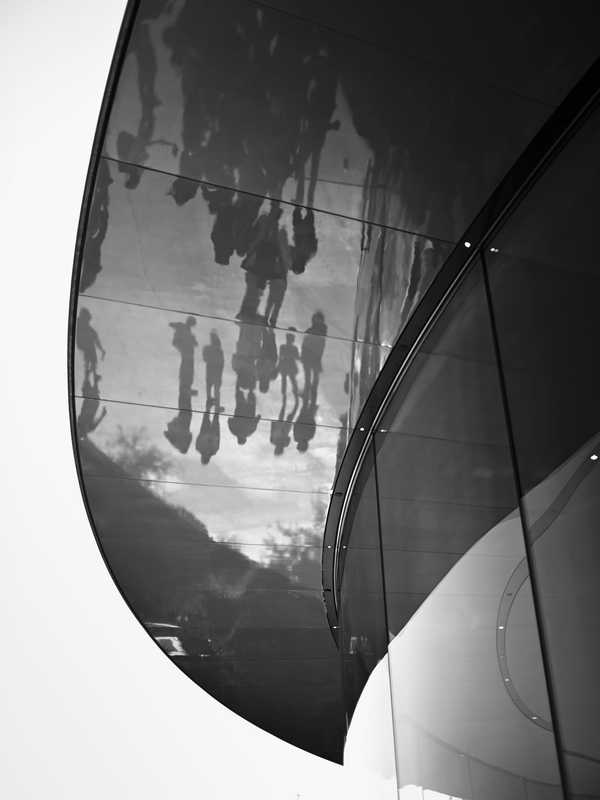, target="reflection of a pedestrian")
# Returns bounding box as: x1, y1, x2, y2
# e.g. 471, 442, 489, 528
115, 3, 178, 189
301, 311, 327, 405
237, 203, 291, 323
264, 224, 292, 327
227, 387, 261, 445
196, 410, 221, 464
76, 307, 106, 382
294, 397, 318, 453
279, 328, 300, 398
164, 316, 197, 454
164, 406, 193, 454
231, 322, 261, 392
257, 325, 279, 393
169, 316, 198, 394
203, 330, 224, 411
291, 206, 318, 274
270, 393, 299, 456
77, 374, 107, 439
